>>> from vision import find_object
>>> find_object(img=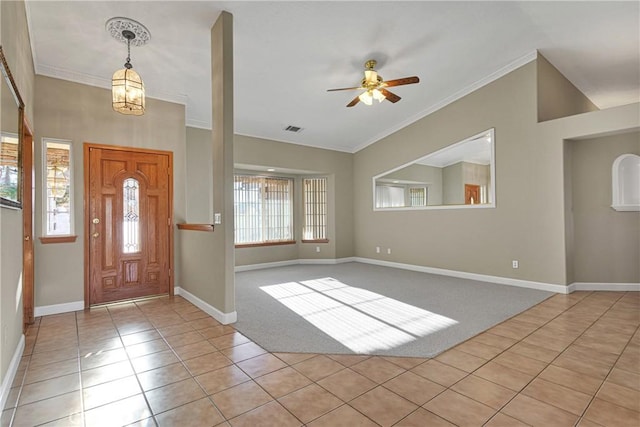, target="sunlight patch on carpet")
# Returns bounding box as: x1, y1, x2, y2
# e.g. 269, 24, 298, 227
261, 277, 458, 353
